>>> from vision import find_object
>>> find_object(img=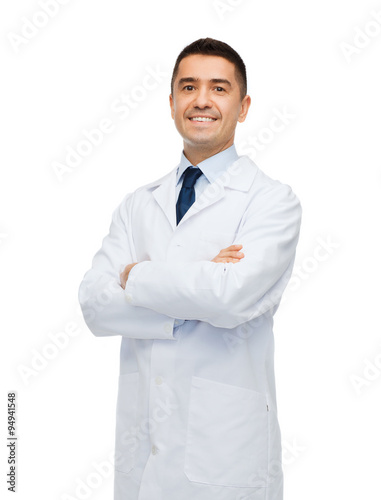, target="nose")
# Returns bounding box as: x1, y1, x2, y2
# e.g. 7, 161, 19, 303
192, 87, 212, 109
